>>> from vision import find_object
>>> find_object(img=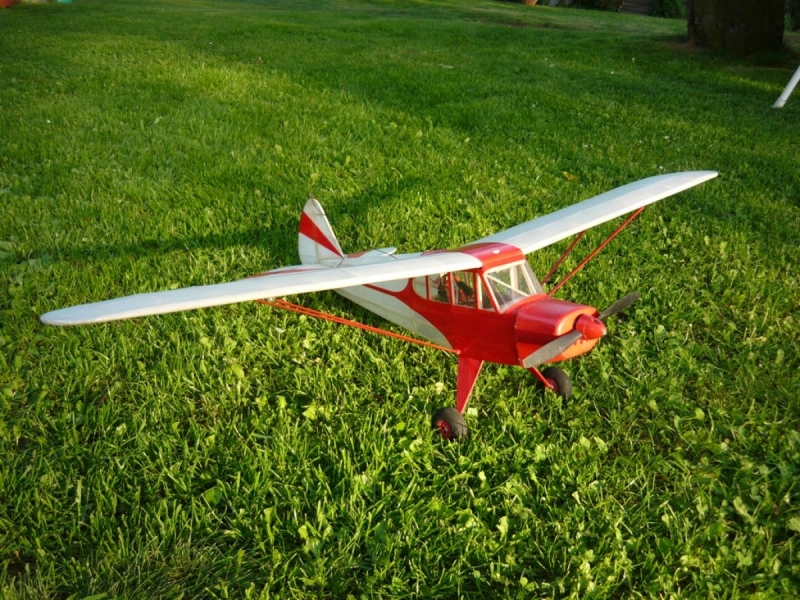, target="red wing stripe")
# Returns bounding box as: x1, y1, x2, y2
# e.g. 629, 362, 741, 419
299, 212, 342, 257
